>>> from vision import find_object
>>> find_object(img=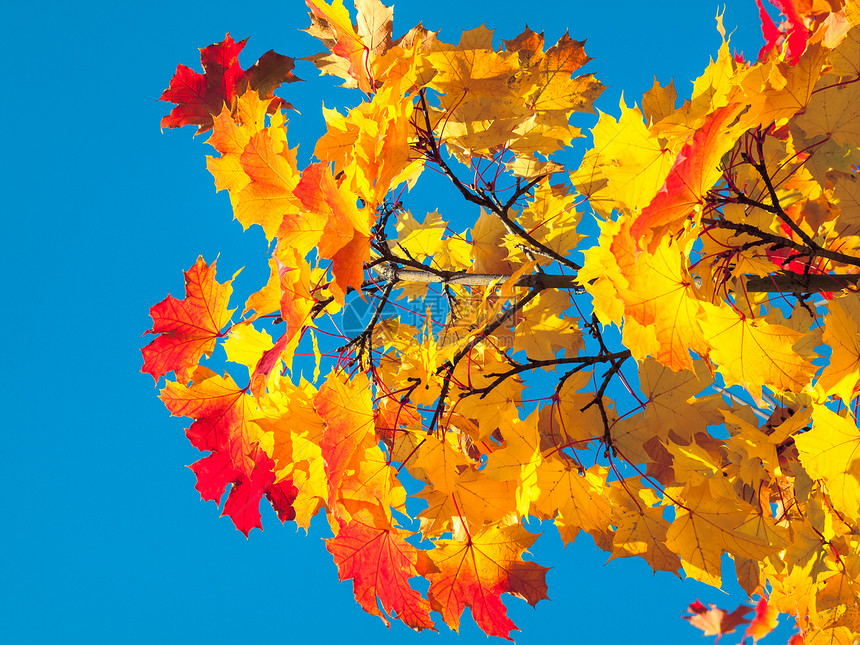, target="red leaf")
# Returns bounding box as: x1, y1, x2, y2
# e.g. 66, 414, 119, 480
162, 371, 251, 454
326, 514, 436, 631
160, 35, 246, 133
190, 444, 293, 537
189, 449, 238, 503
141, 256, 234, 383
265, 479, 299, 523
220, 448, 277, 536
756, 0, 783, 60
756, 0, 809, 64
161, 368, 295, 536
160, 34, 299, 134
